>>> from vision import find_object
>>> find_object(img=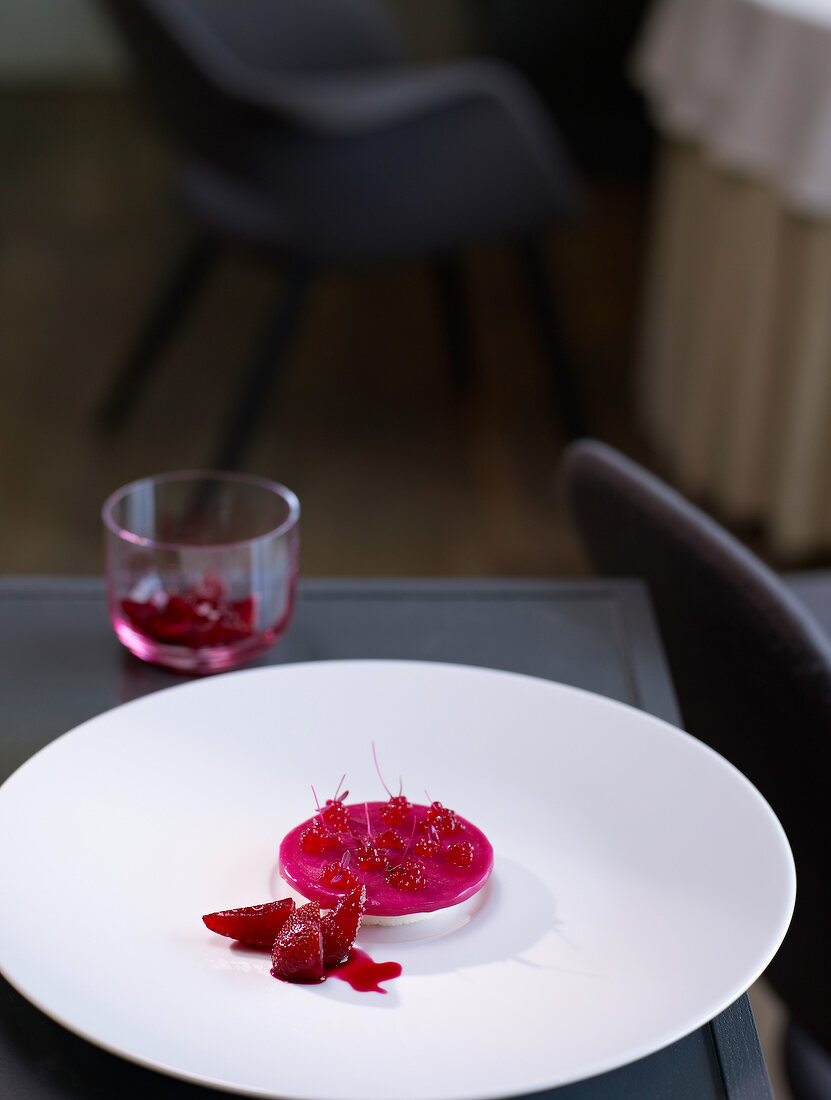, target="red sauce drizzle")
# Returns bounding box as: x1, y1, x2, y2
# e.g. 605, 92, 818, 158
329, 947, 402, 993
